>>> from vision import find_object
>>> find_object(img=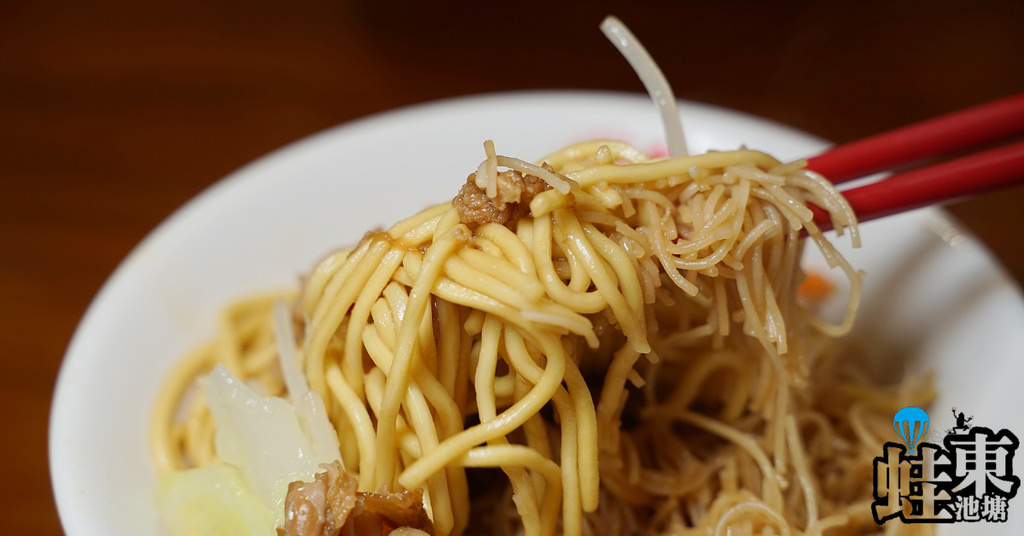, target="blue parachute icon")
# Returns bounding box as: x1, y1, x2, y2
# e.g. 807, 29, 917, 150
893, 406, 930, 455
